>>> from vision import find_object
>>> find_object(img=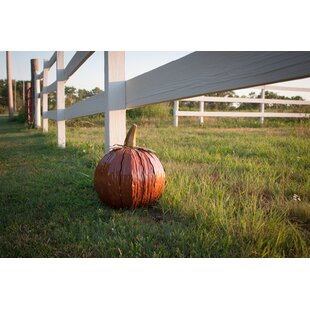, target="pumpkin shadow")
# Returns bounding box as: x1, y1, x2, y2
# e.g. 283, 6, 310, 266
135, 205, 166, 223
100, 202, 166, 224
